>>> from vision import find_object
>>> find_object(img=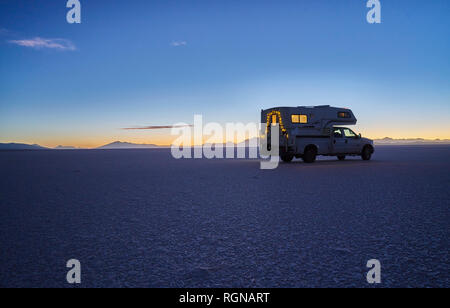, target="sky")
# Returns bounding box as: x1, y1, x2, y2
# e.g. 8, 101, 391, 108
0, 0, 449, 148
